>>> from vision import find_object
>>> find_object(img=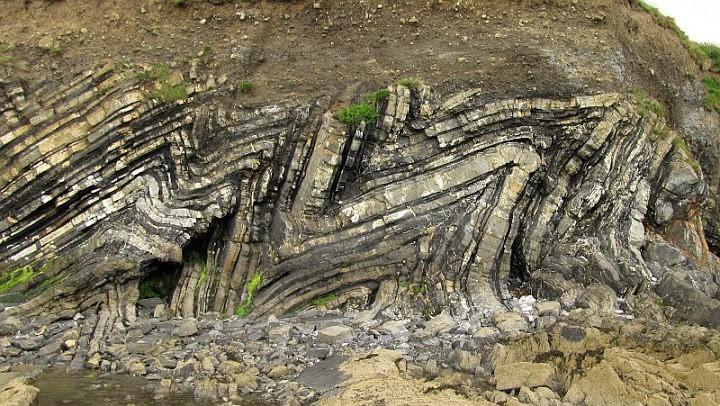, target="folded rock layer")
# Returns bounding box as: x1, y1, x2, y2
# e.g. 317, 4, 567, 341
0, 68, 716, 325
